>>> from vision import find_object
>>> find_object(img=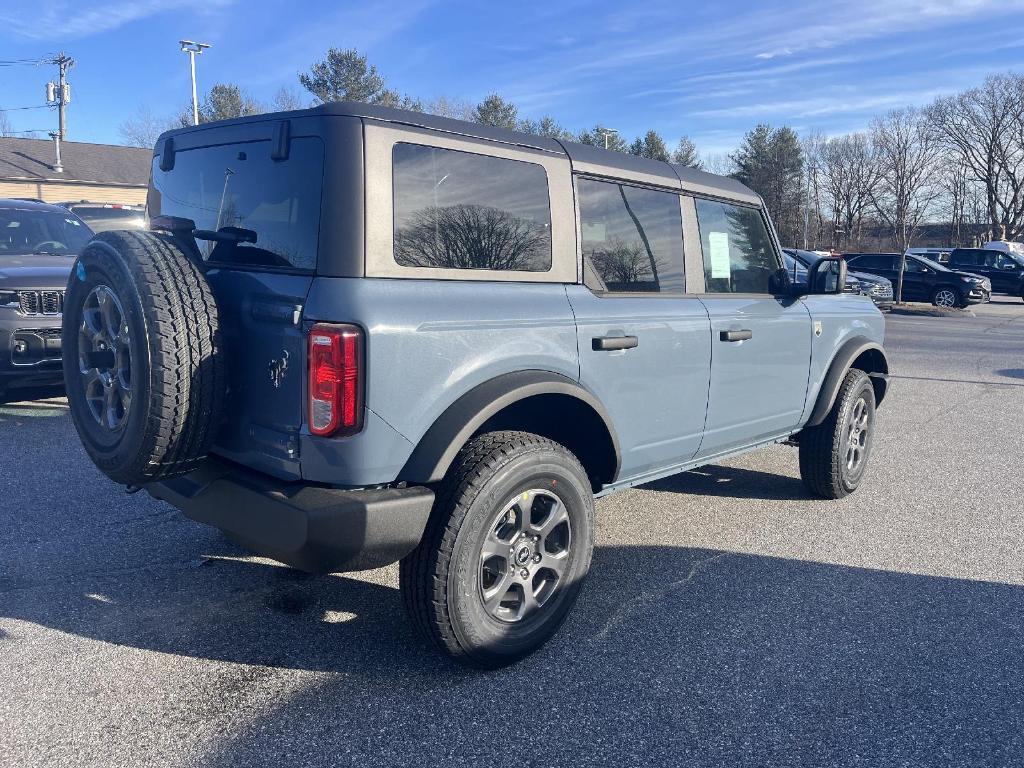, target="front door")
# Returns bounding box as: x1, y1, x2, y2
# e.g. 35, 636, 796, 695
691, 198, 813, 458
